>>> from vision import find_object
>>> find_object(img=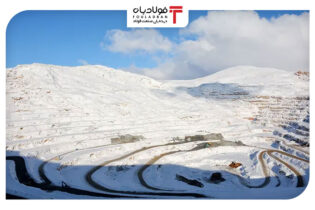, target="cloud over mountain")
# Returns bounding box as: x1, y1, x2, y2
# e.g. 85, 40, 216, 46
102, 29, 173, 54
103, 11, 309, 80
